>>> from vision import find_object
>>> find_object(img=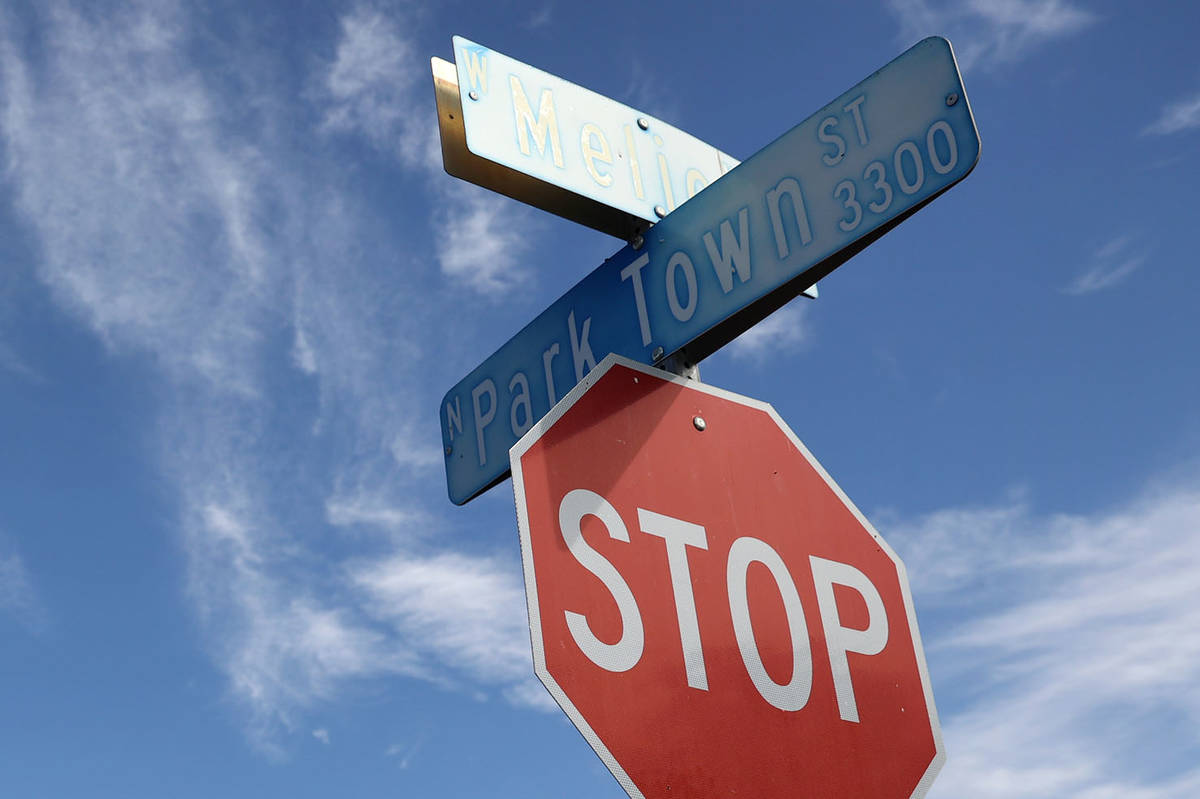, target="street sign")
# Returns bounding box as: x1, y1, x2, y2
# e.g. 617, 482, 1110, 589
511, 354, 944, 798
441, 36, 979, 505
433, 37, 741, 240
